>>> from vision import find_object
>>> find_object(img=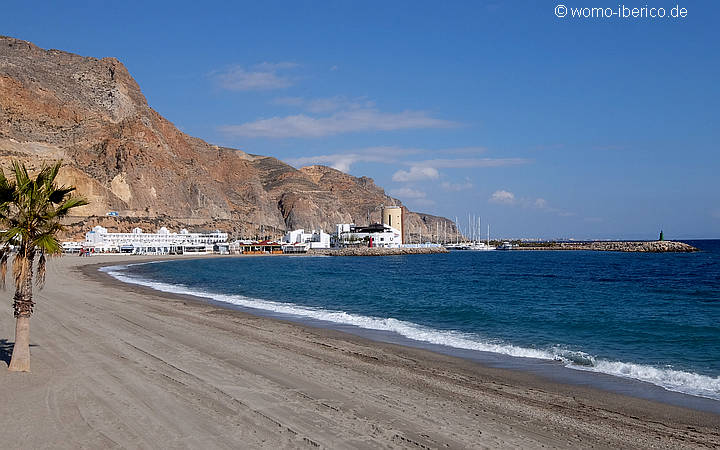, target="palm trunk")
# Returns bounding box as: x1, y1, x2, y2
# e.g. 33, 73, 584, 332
9, 252, 34, 372
8, 316, 30, 371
